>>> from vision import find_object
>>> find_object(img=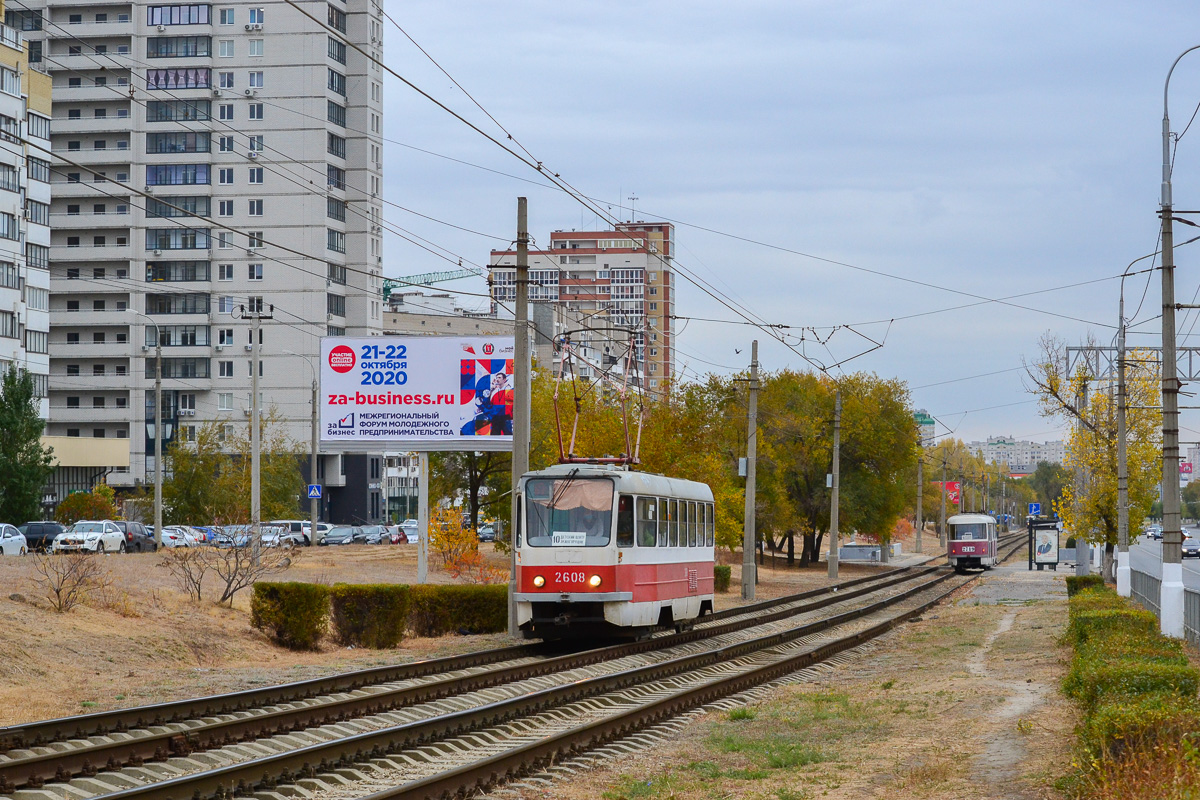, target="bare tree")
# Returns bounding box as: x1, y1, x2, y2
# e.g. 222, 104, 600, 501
32, 553, 112, 612
160, 547, 210, 602
206, 543, 295, 606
